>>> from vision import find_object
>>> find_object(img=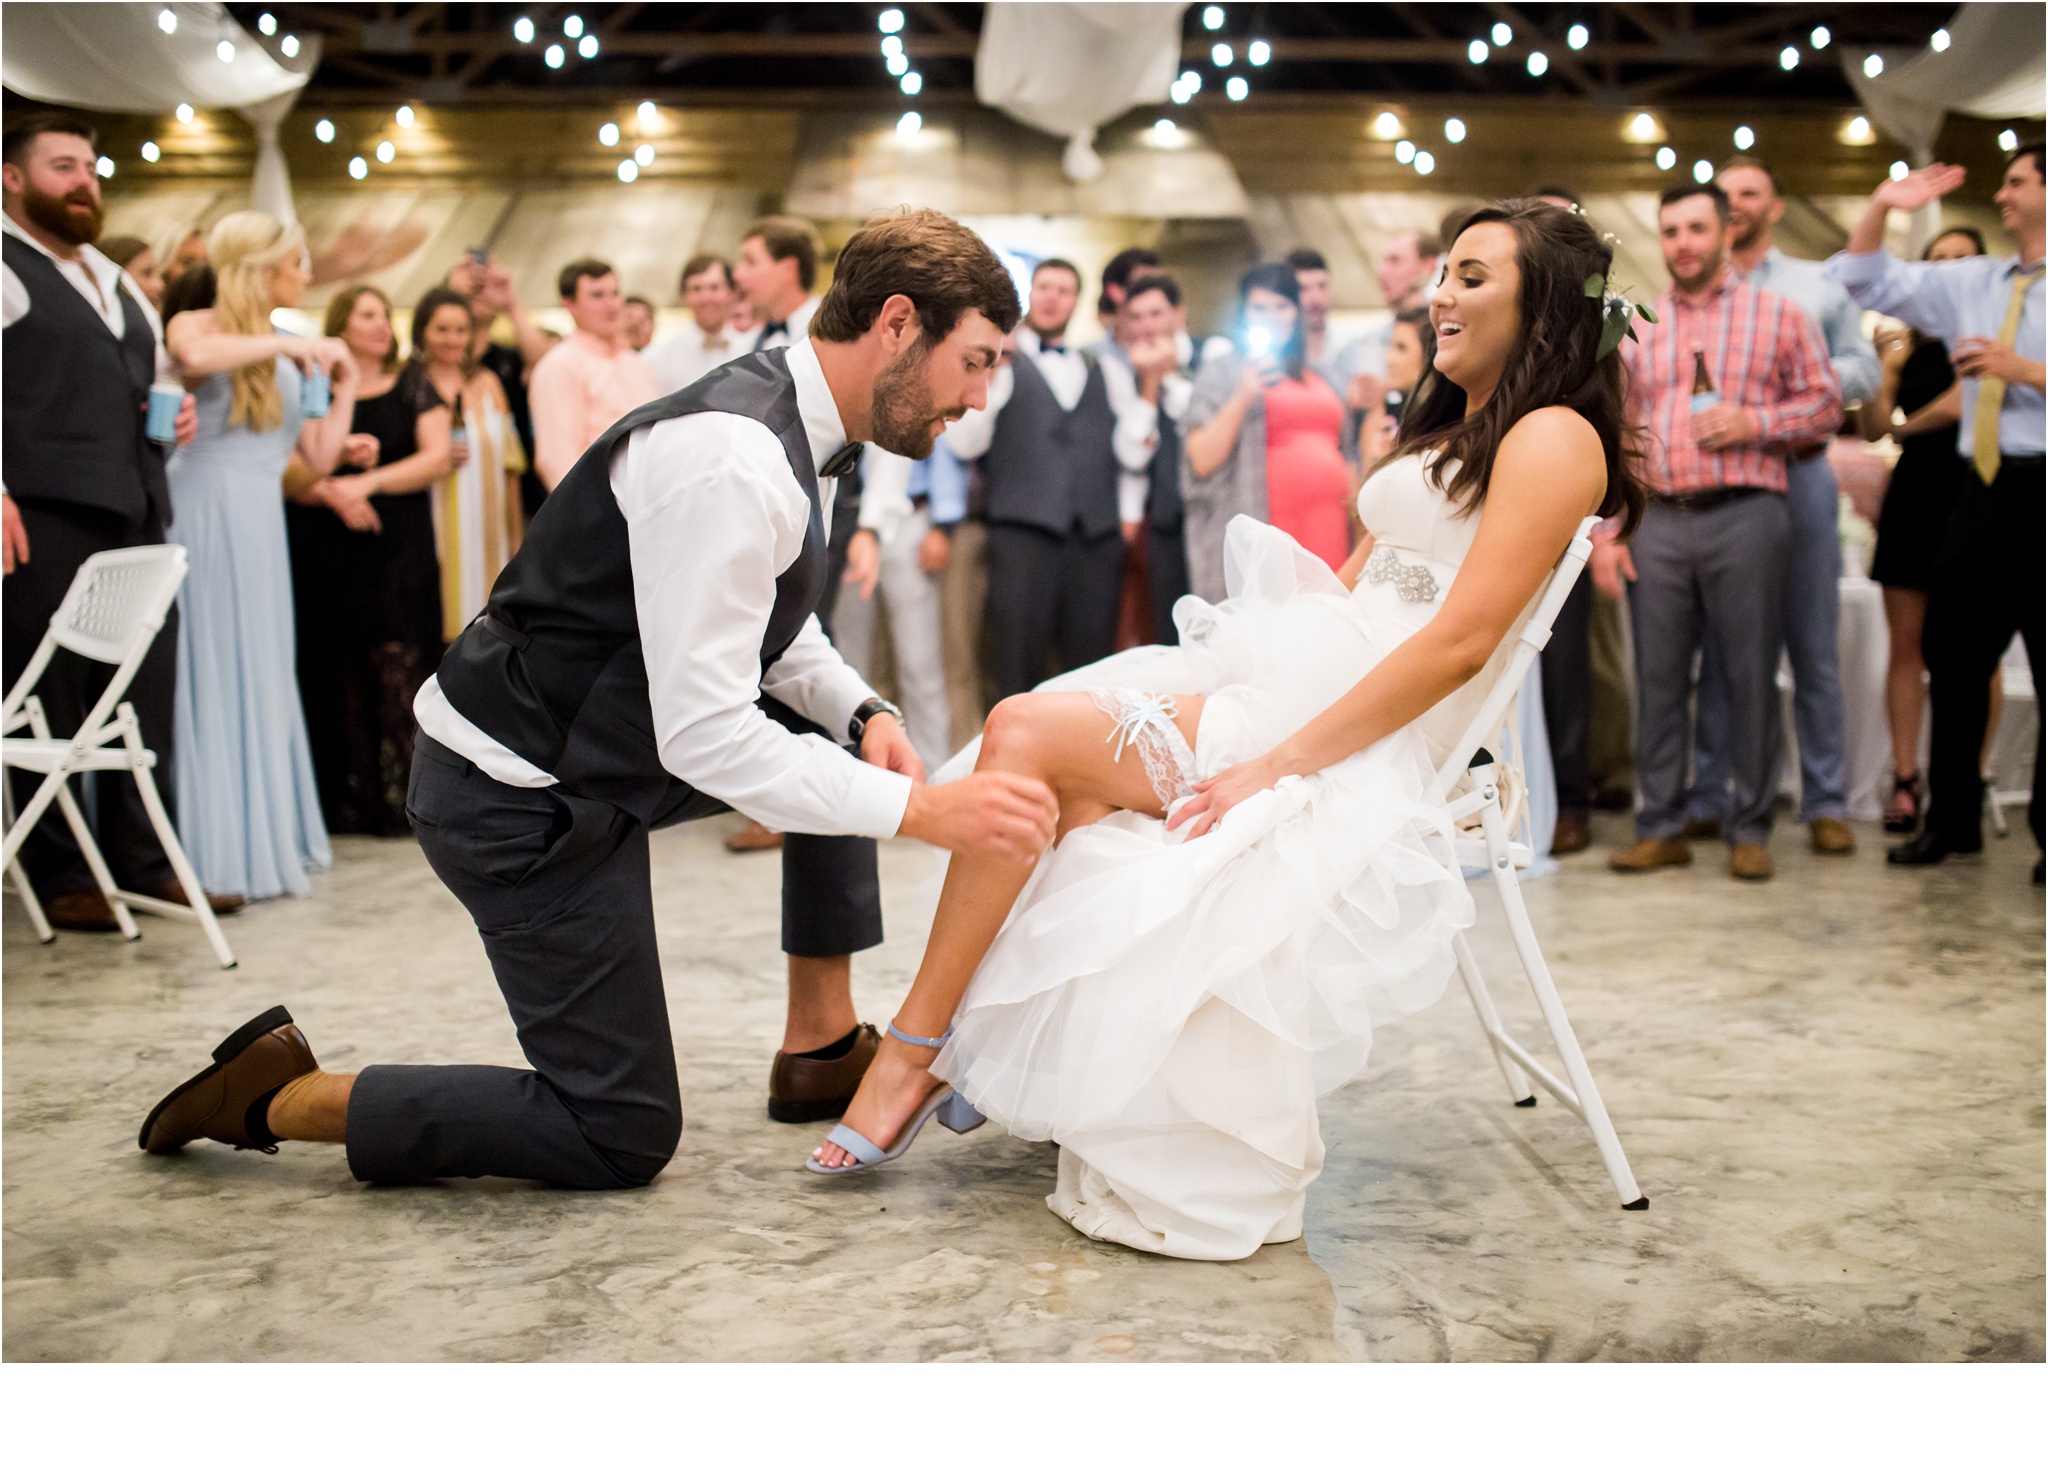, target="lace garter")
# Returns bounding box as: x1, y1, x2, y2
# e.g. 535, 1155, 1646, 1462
1090, 689, 1198, 808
